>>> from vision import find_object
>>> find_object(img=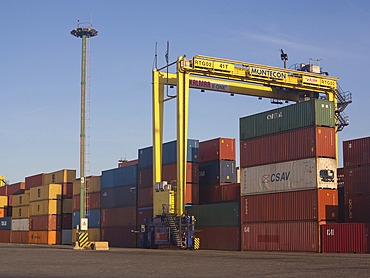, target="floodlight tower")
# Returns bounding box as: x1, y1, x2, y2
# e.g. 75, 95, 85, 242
70, 22, 98, 229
